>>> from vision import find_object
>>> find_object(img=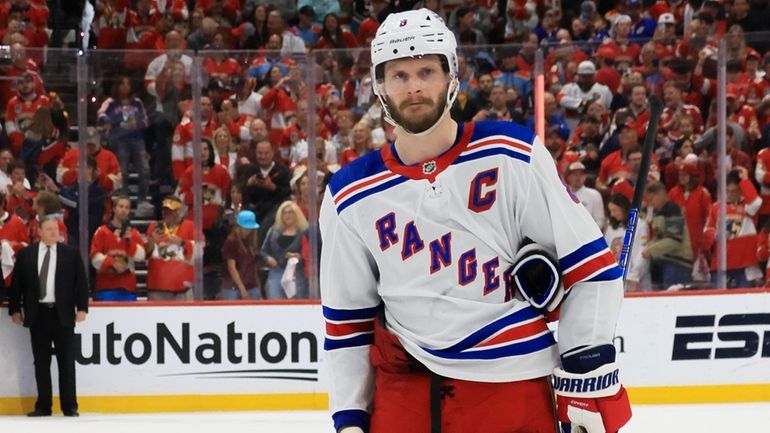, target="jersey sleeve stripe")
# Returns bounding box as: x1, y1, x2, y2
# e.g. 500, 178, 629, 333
324, 333, 375, 351
559, 237, 609, 270
562, 250, 621, 289
325, 320, 375, 337
436, 306, 540, 352
421, 332, 556, 360
464, 135, 533, 154
322, 305, 381, 321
